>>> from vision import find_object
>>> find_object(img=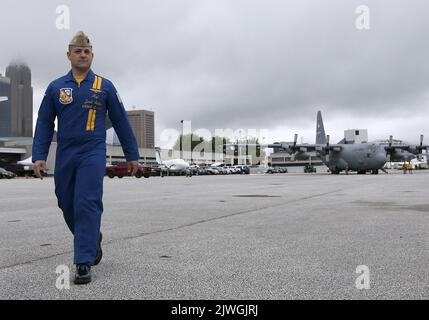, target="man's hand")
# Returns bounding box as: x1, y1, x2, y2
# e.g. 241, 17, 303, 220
34, 160, 47, 180
127, 160, 139, 176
